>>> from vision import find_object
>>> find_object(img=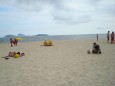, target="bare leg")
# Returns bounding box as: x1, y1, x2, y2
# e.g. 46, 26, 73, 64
8, 52, 12, 57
